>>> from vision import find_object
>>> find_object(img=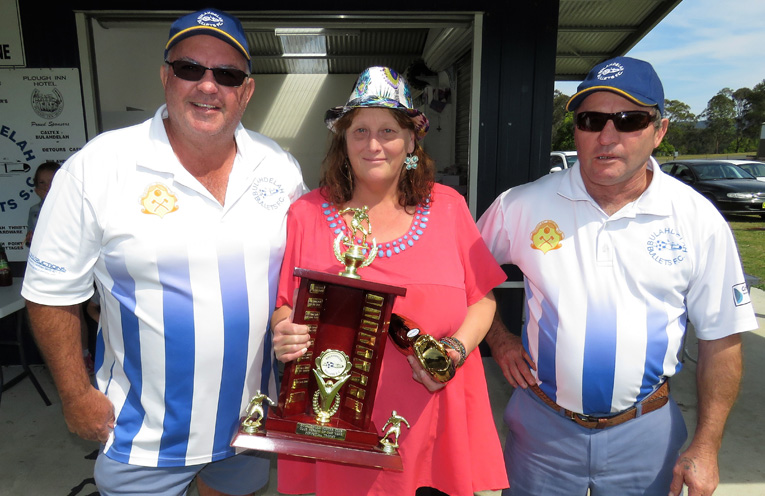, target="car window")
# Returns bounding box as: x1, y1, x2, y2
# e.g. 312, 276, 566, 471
660, 163, 674, 174
675, 164, 693, 181
694, 164, 720, 179
739, 163, 765, 177
551, 156, 563, 168
719, 164, 753, 179
565, 155, 578, 167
